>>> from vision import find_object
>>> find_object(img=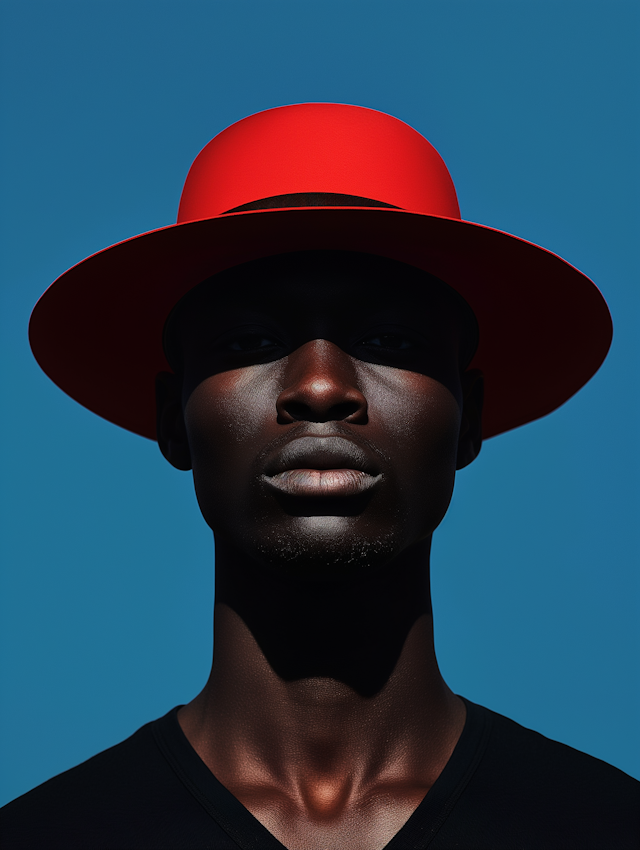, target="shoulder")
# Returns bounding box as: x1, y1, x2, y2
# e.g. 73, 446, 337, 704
0, 709, 226, 850
444, 699, 640, 850
481, 703, 639, 796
